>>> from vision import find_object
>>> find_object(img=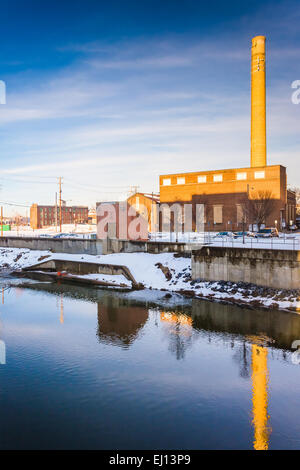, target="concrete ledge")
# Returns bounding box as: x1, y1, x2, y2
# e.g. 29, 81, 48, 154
102, 238, 198, 254
0, 236, 193, 255
23, 259, 139, 287
192, 246, 300, 290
